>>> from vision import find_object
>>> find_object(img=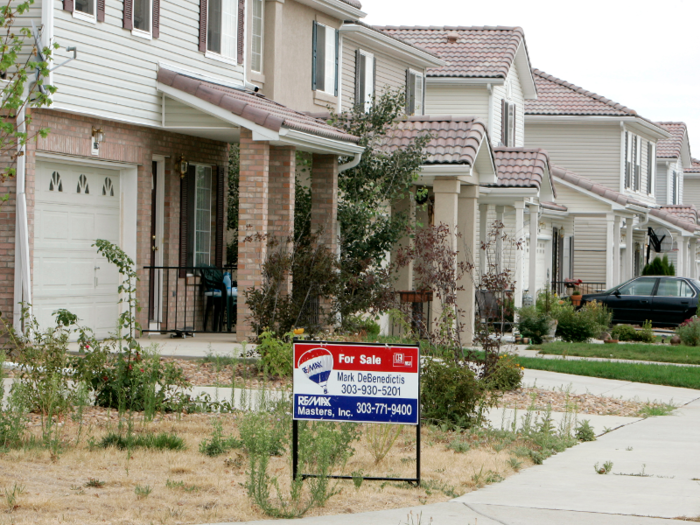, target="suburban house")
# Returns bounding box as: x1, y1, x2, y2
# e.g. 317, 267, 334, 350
524, 70, 699, 289
655, 122, 692, 207
6, 0, 365, 340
